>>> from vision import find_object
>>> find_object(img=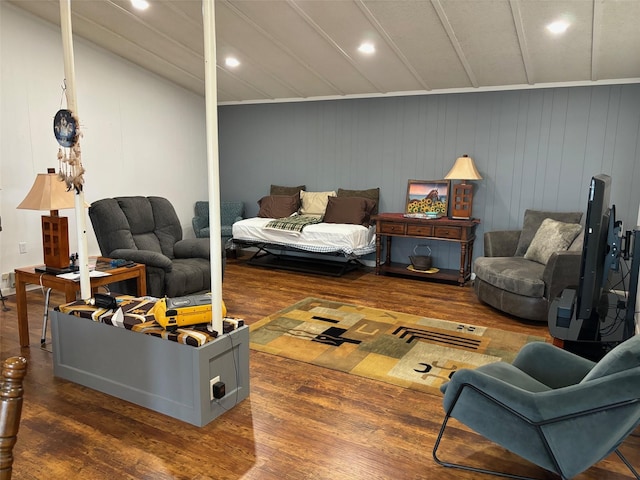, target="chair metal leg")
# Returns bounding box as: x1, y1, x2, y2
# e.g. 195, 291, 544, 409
41, 288, 52, 346
0, 287, 9, 312
432, 412, 553, 480
615, 449, 640, 479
